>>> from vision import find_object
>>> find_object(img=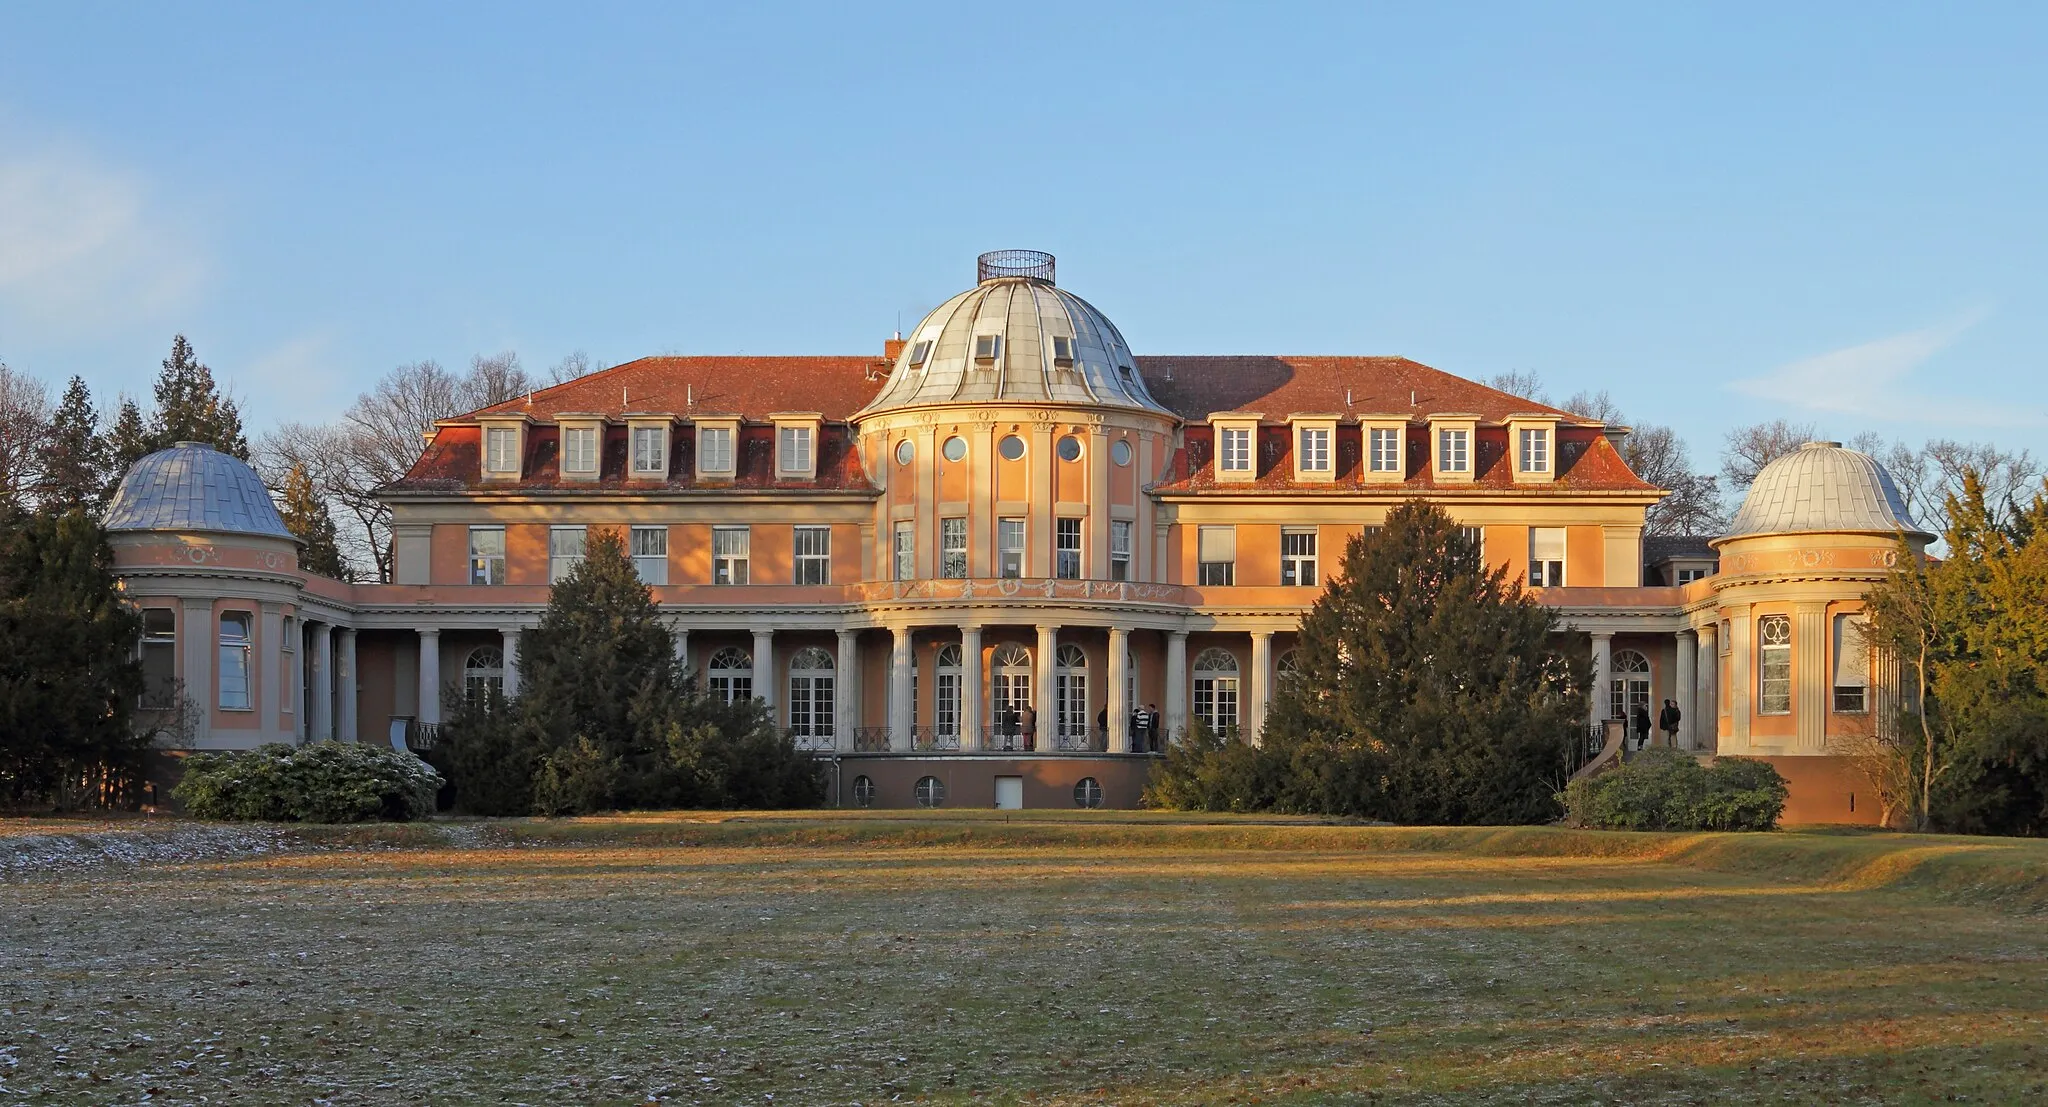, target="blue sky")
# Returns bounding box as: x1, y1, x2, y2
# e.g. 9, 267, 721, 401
3, 2, 2044, 472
